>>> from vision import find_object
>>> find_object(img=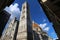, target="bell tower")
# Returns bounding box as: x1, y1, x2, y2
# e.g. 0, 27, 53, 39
17, 2, 33, 40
